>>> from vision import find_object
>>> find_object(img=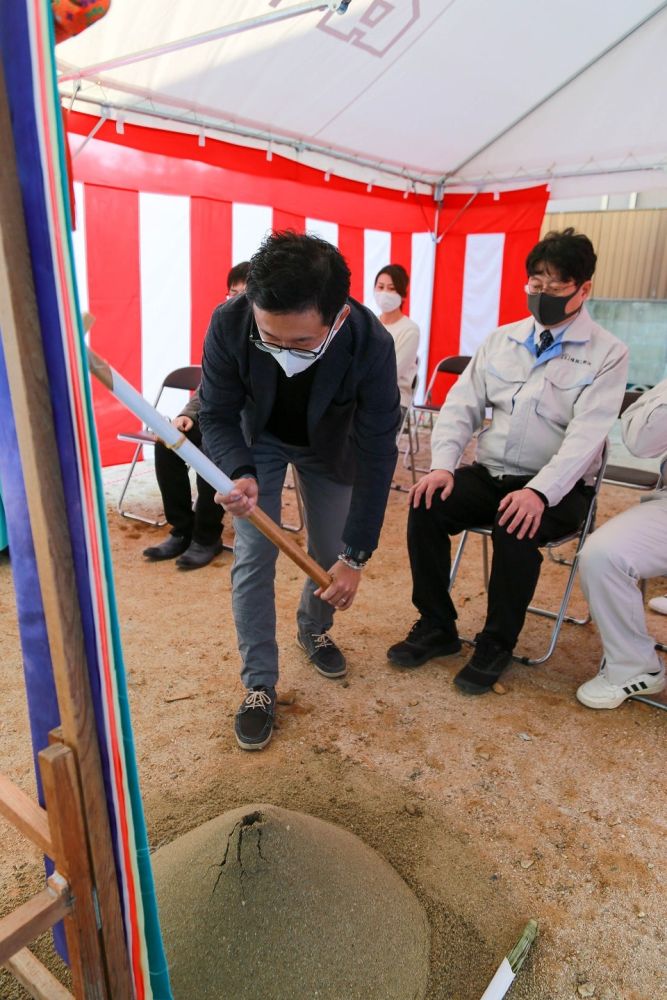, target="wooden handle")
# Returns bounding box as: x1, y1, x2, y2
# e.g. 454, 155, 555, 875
249, 507, 331, 590
86, 346, 332, 589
